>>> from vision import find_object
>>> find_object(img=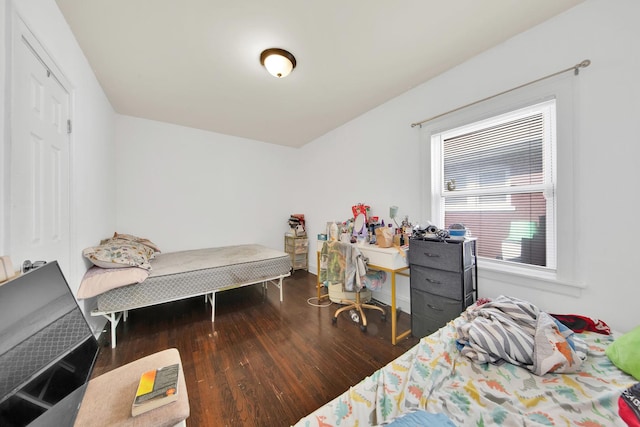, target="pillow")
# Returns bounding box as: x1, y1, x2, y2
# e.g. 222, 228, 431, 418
77, 266, 149, 299
101, 232, 161, 254
606, 325, 640, 380
83, 241, 153, 270
101, 238, 156, 260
